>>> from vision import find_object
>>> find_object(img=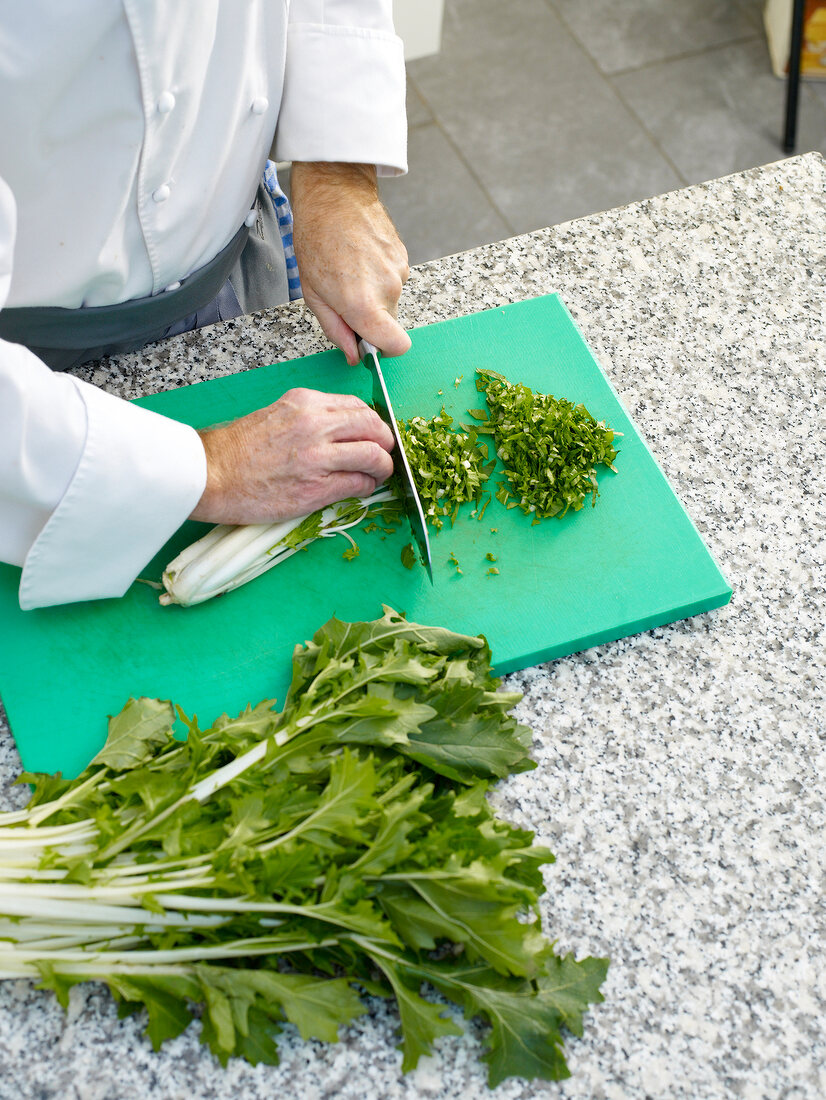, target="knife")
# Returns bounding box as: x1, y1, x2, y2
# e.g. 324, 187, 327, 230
357, 337, 434, 583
